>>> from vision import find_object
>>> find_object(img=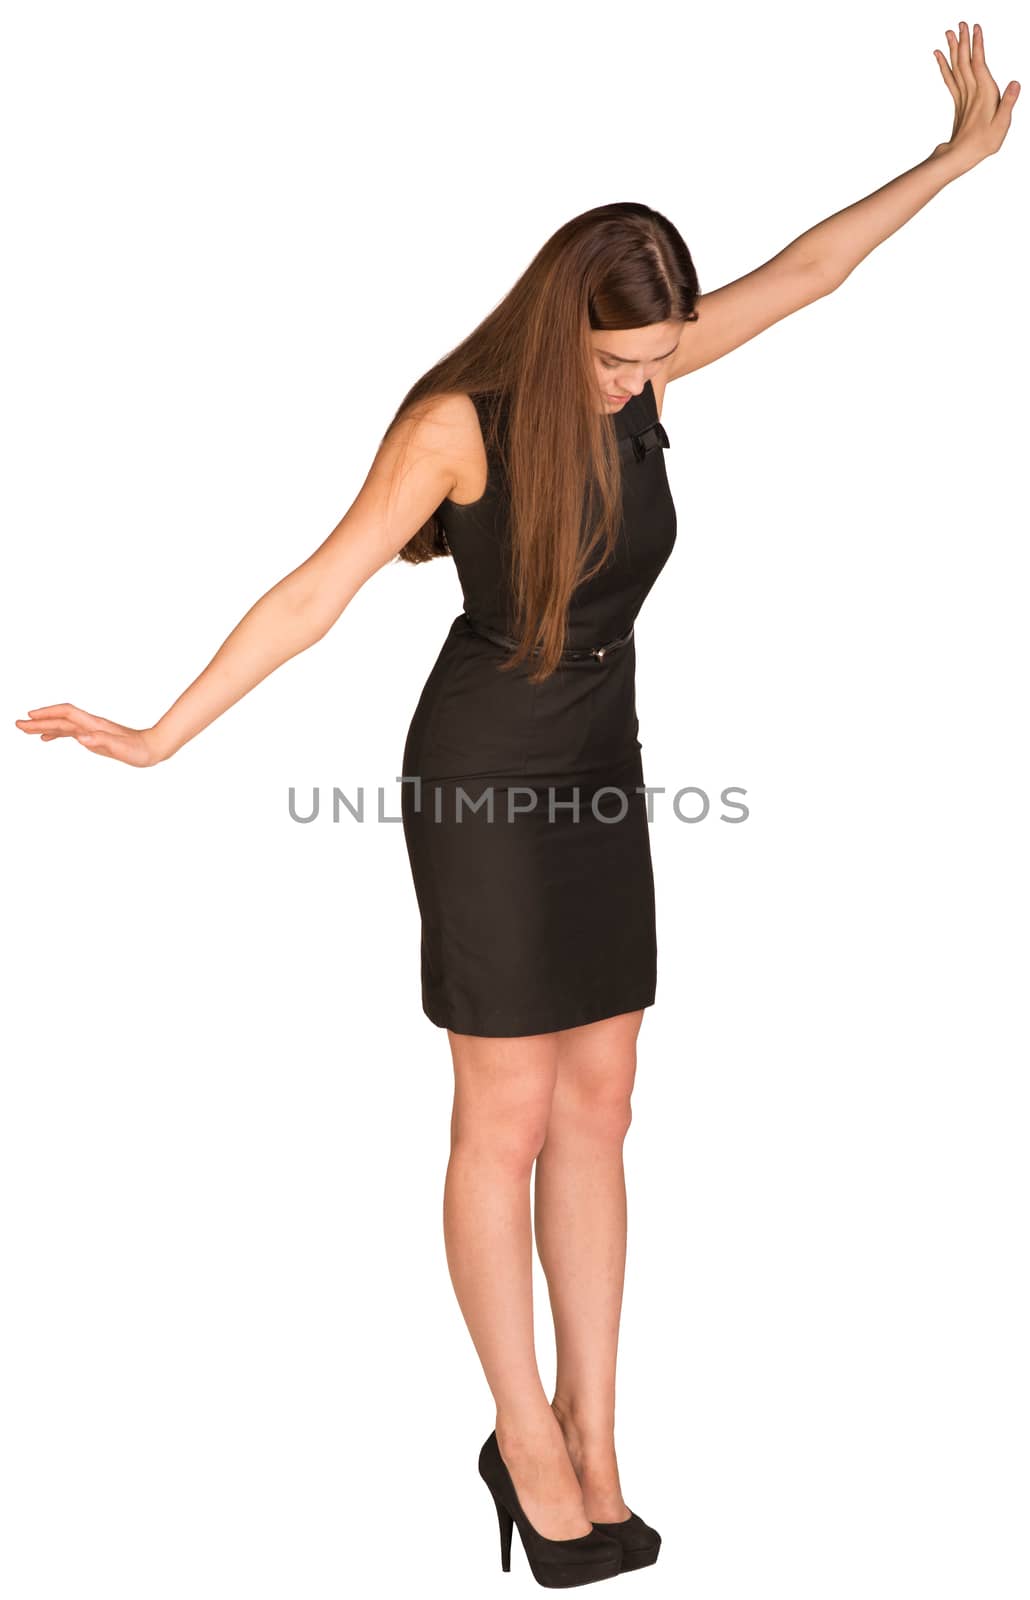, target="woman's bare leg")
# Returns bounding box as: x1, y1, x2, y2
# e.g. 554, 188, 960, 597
533, 1008, 644, 1523
444, 1026, 593, 1539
